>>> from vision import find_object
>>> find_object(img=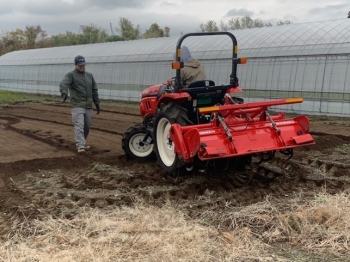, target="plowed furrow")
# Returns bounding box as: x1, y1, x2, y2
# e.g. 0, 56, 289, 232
5, 114, 123, 135
4, 152, 350, 237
